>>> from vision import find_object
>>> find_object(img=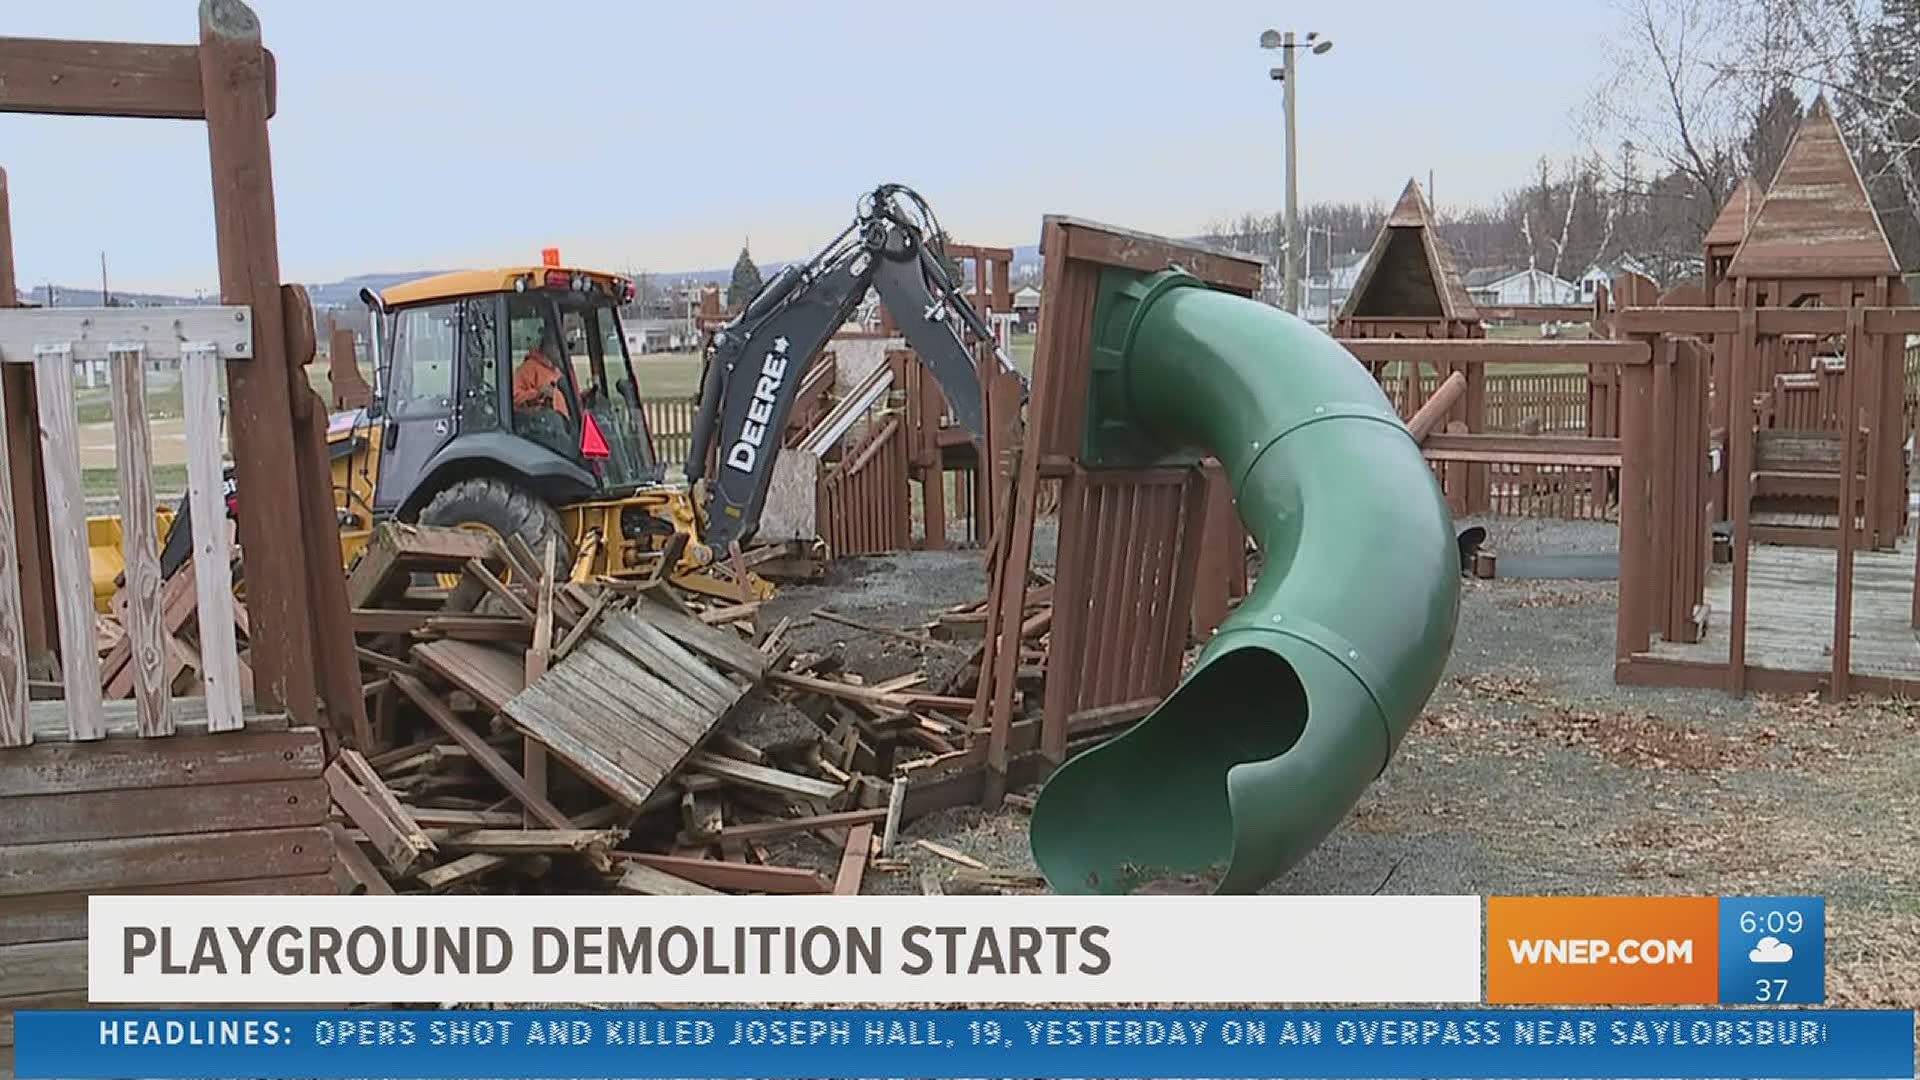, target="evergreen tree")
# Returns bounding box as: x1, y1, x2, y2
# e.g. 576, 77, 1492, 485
726, 246, 764, 309
1741, 86, 1802, 190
